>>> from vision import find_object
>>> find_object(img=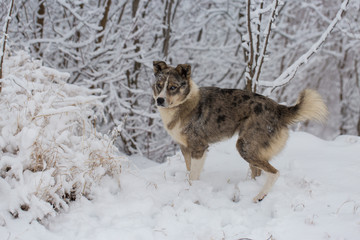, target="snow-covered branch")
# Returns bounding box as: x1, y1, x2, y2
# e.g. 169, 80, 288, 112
245, 0, 255, 91
244, 0, 280, 92
258, 0, 350, 93
0, 0, 14, 90
252, 0, 279, 92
